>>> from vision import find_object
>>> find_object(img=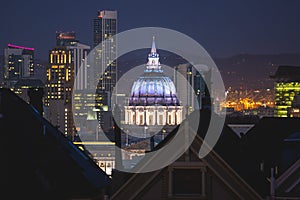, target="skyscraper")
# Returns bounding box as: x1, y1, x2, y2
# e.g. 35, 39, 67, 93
45, 47, 75, 137
93, 10, 117, 130
4, 44, 34, 87
45, 32, 91, 139
174, 64, 194, 115
93, 10, 117, 92
174, 63, 210, 114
